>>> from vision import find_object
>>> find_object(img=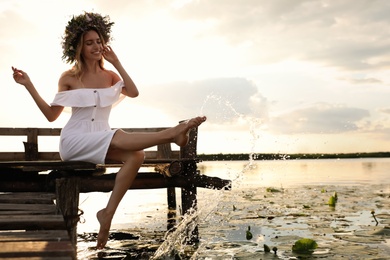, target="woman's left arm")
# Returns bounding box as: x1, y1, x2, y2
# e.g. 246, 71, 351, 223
103, 46, 139, 97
